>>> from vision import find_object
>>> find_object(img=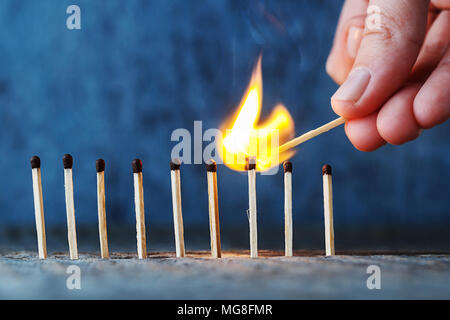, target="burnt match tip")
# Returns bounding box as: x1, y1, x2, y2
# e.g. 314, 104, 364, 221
96, 159, 105, 173
170, 158, 181, 171
132, 159, 143, 173
283, 161, 292, 173
322, 164, 332, 175
245, 156, 256, 171
206, 159, 217, 172
62, 154, 73, 169
30, 156, 41, 169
